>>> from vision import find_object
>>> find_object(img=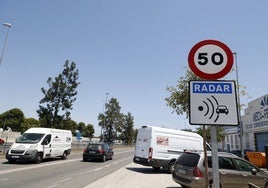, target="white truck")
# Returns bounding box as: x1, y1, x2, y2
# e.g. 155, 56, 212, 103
6, 127, 72, 163
133, 126, 208, 173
